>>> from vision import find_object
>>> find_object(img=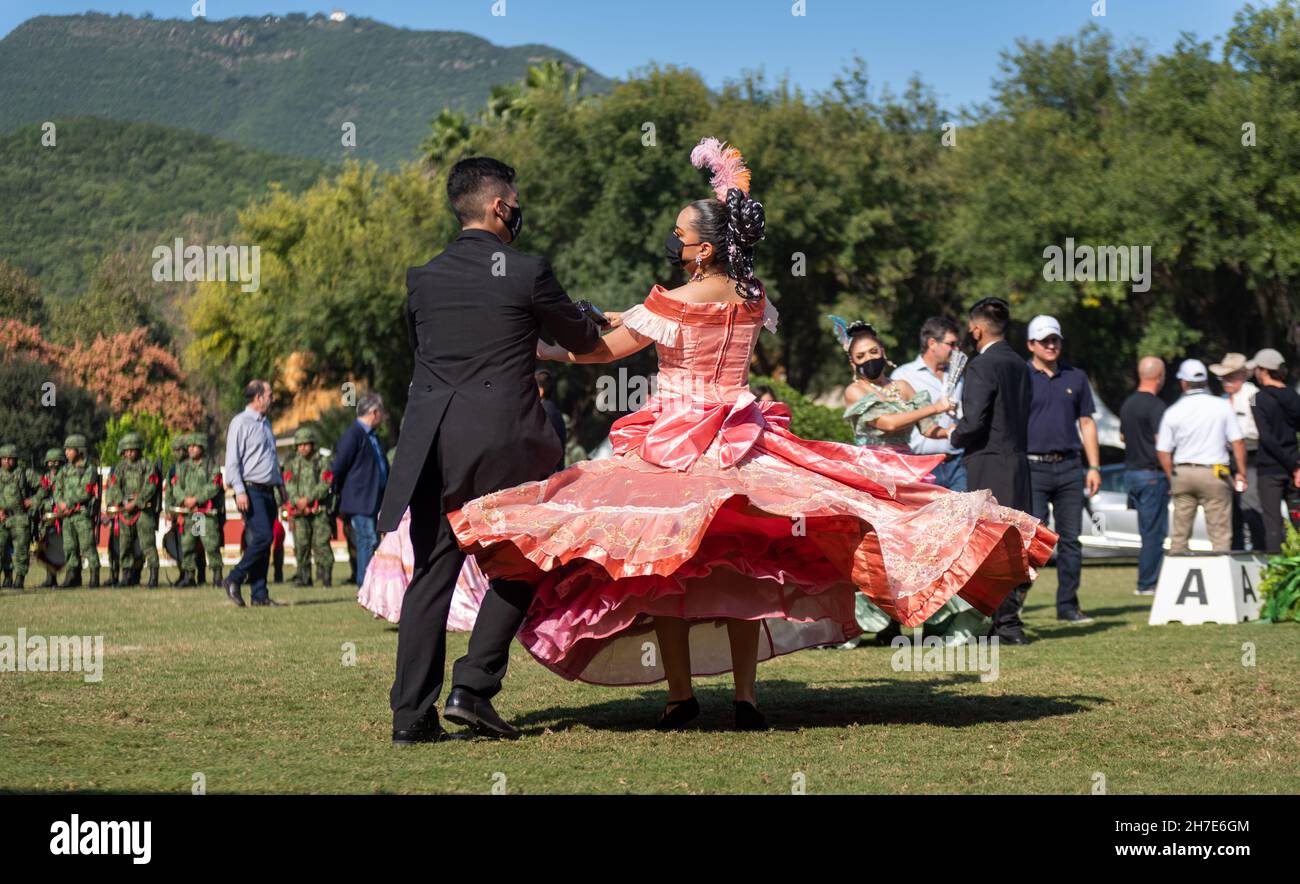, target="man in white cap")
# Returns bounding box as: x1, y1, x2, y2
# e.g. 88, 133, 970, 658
1024, 314, 1101, 624
1248, 348, 1300, 552
1156, 359, 1247, 553
1210, 352, 1263, 549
